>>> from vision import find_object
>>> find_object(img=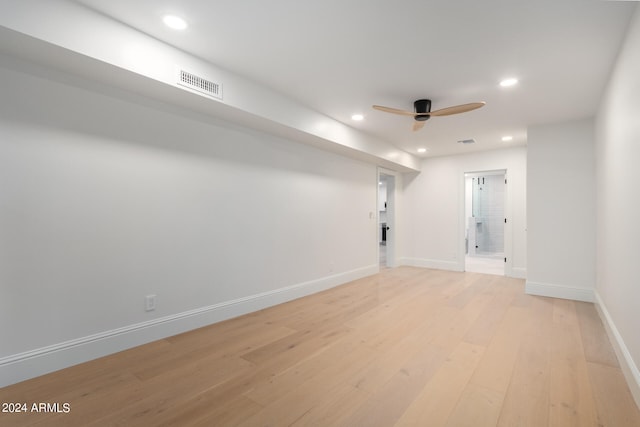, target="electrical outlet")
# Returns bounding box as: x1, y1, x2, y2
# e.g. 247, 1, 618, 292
145, 294, 156, 312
